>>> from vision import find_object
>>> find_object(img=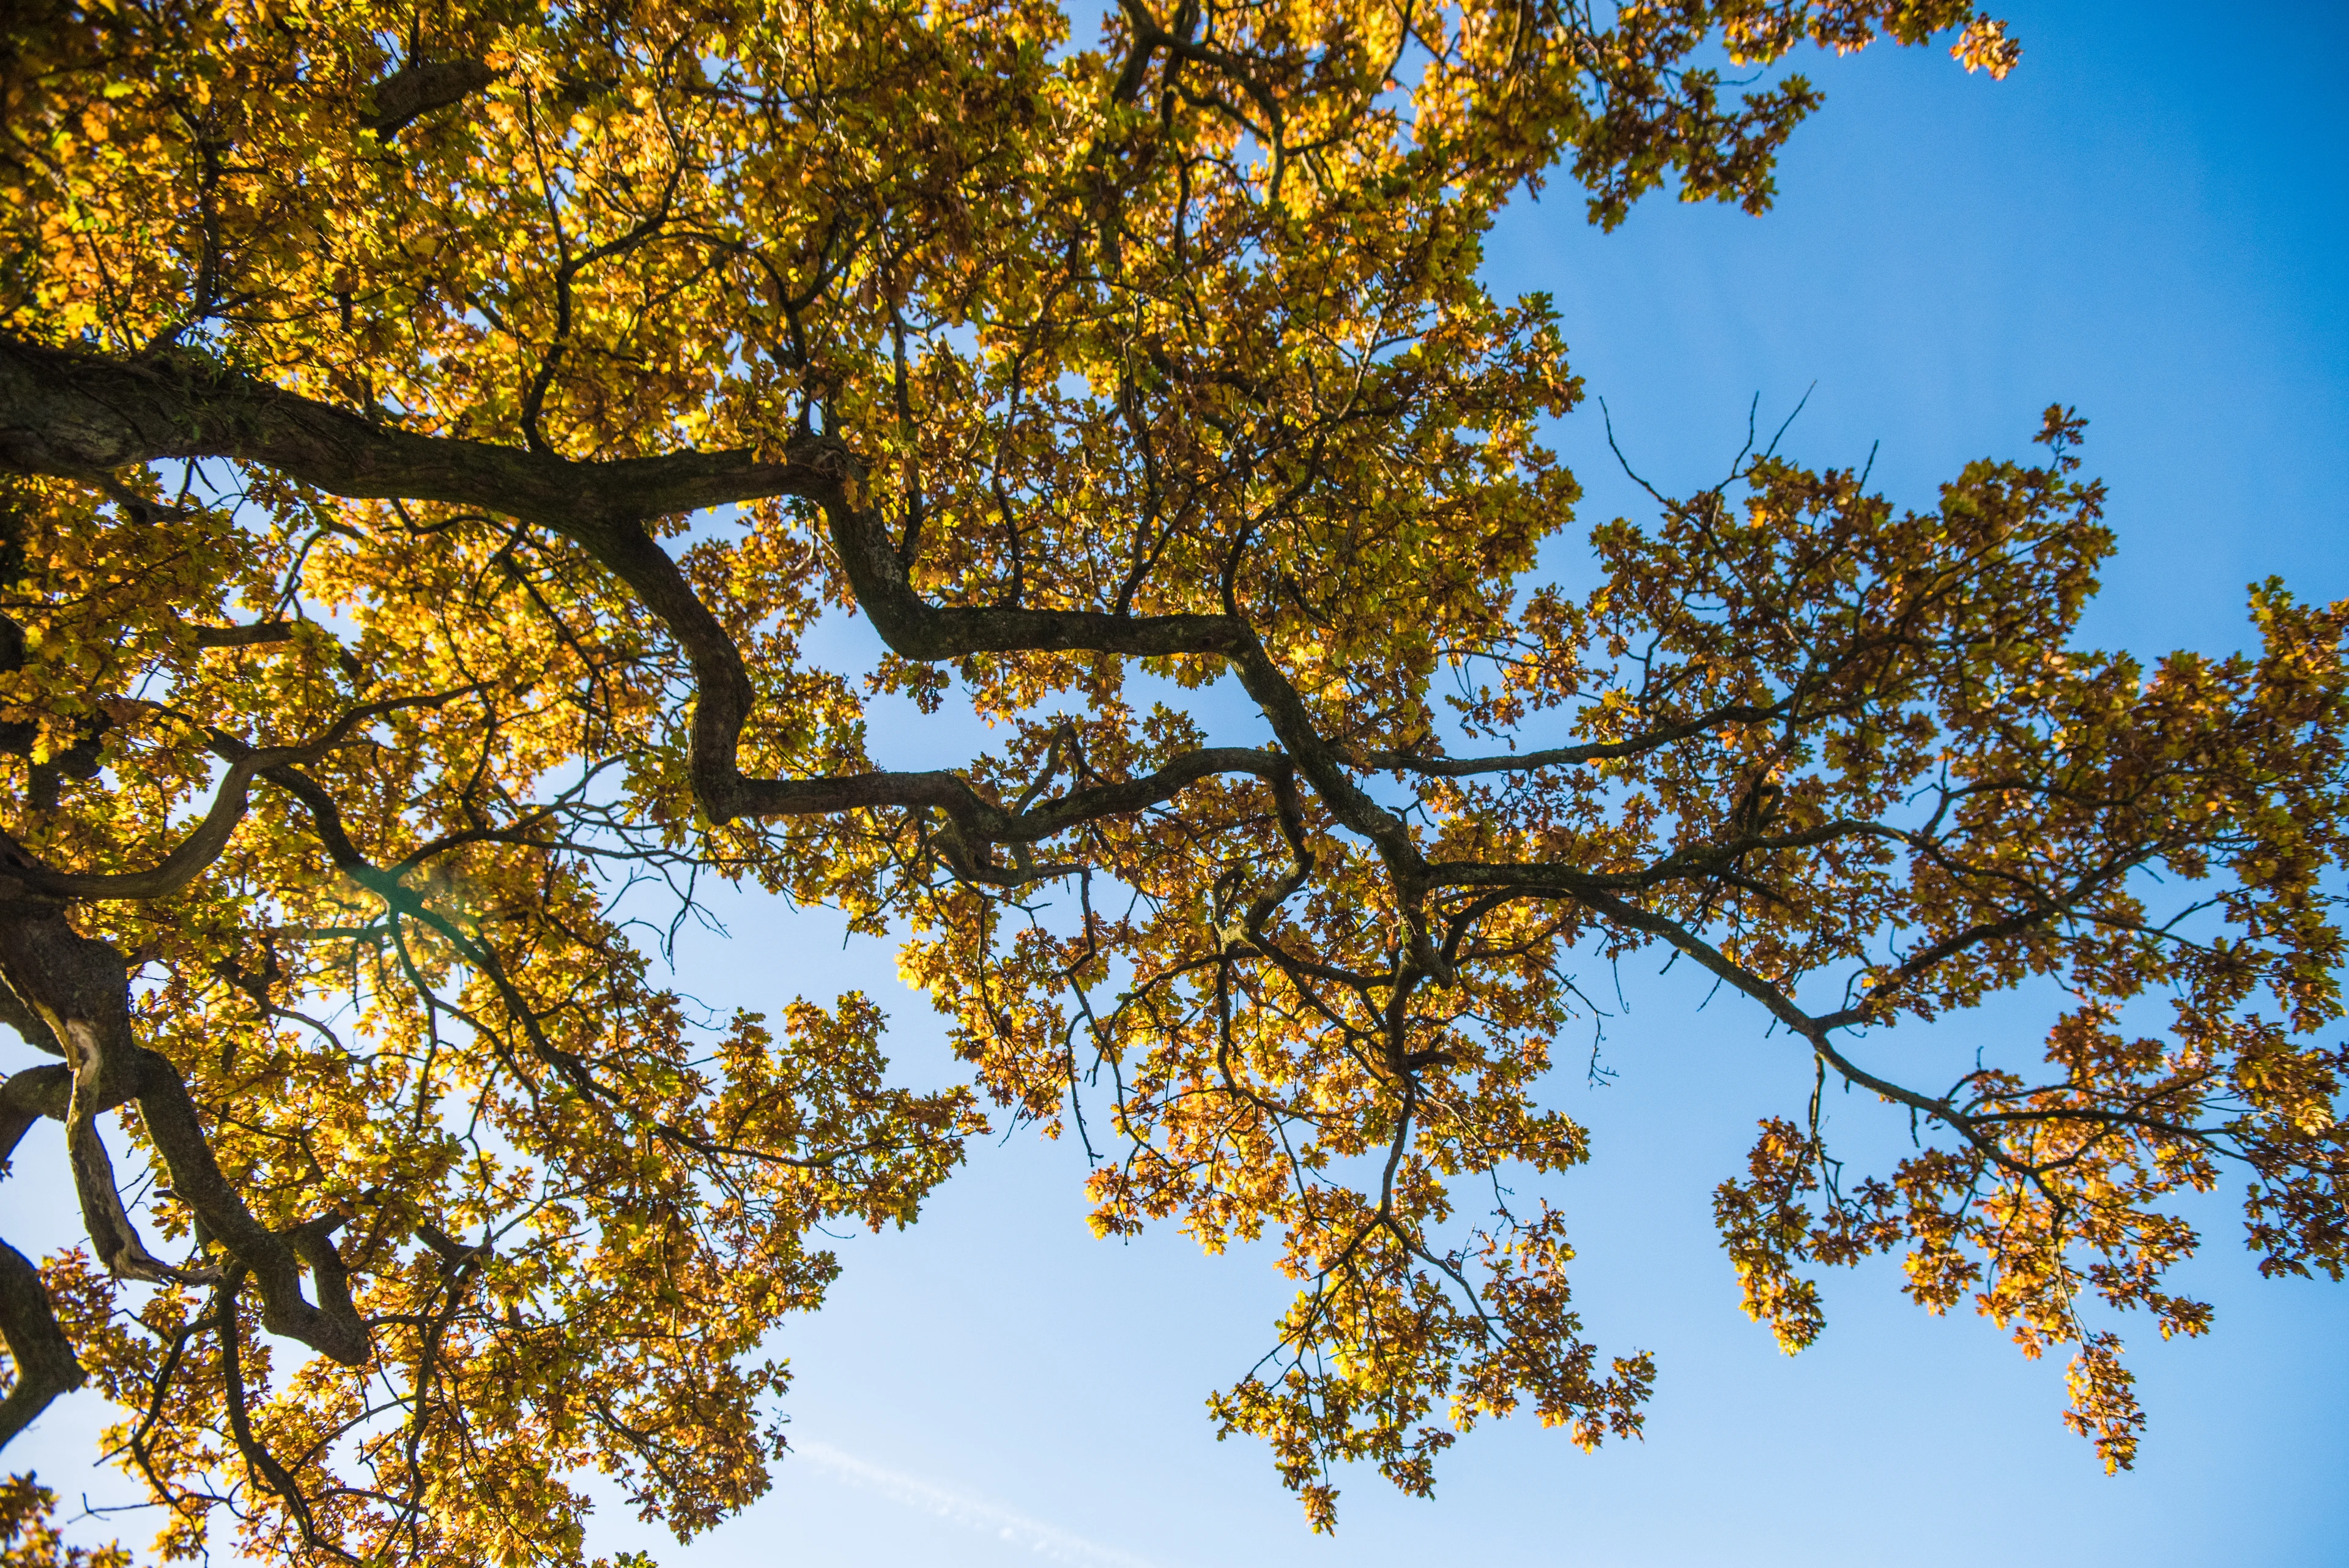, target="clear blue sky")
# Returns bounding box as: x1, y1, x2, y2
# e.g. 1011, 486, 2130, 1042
10, 2, 2348, 1563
